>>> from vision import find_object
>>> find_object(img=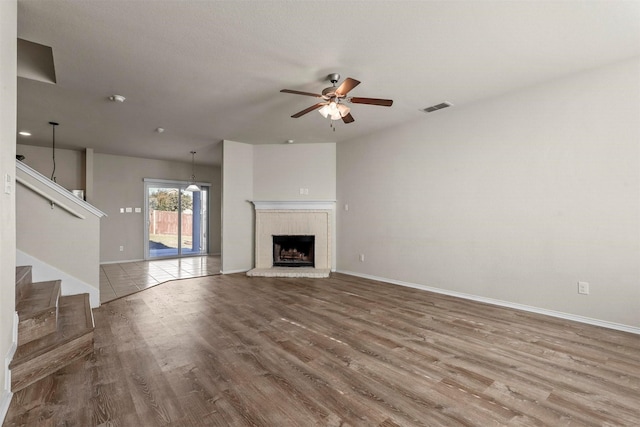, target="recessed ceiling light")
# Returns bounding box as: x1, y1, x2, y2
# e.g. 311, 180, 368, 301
18, 131, 31, 136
